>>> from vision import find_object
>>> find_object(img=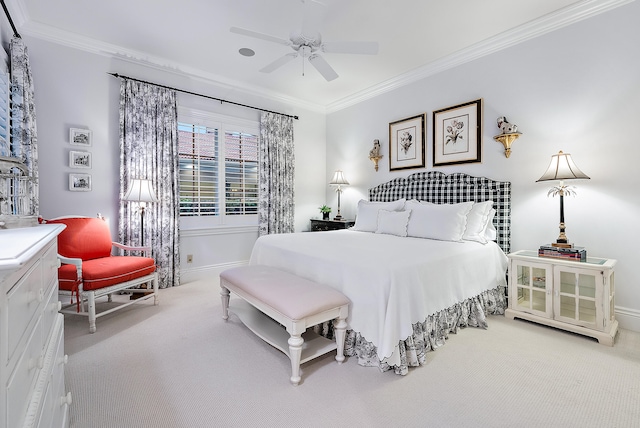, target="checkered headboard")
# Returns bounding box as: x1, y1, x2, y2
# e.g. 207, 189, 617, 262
368, 171, 511, 254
